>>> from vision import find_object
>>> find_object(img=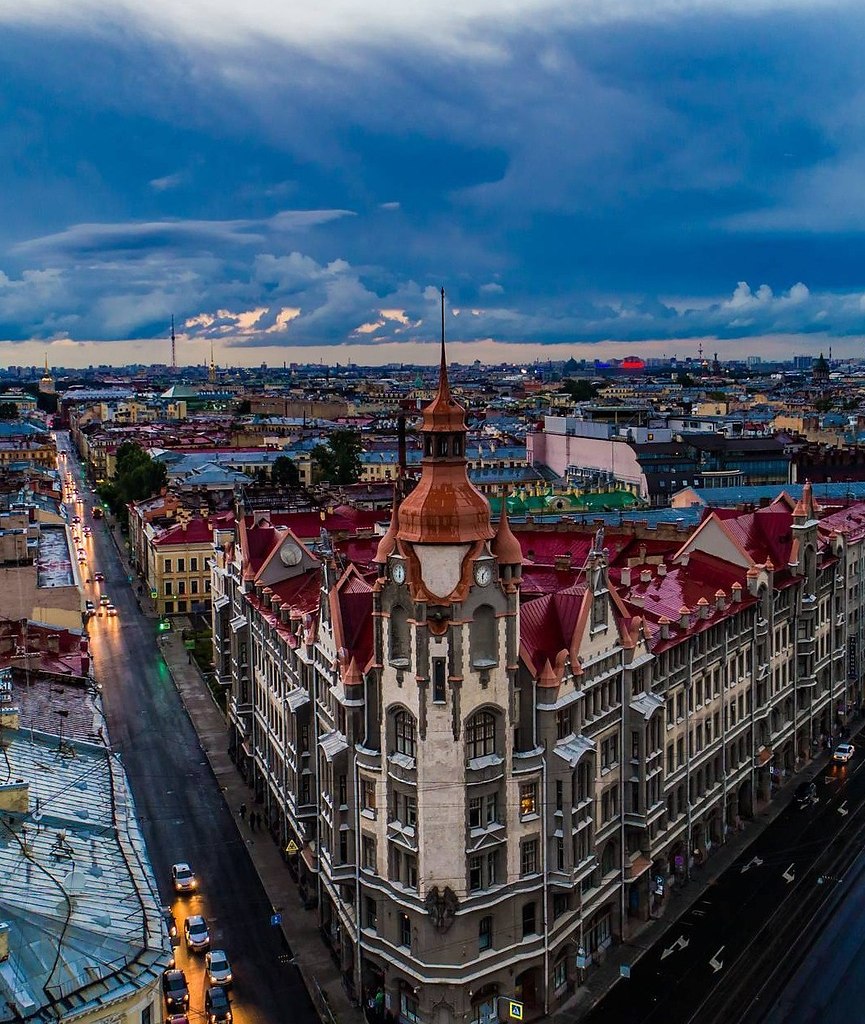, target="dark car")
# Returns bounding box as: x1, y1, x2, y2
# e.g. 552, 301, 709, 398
205, 985, 233, 1024
795, 780, 817, 809
162, 907, 178, 940
162, 969, 189, 1011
